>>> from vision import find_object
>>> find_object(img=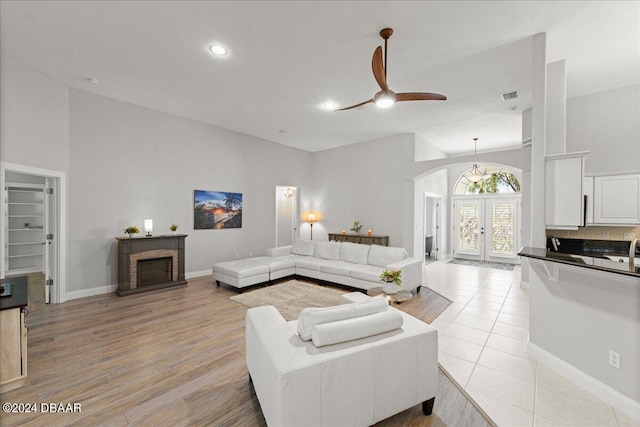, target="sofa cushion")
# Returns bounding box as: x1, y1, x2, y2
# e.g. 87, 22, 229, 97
367, 245, 407, 267
311, 310, 404, 347
295, 257, 328, 271
292, 240, 316, 256
297, 297, 388, 341
212, 259, 269, 278
339, 242, 371, 265
248, 256, 296, 271
349, 264, 385, 282
320, 261, 354, 276
314, 241, 341, 260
